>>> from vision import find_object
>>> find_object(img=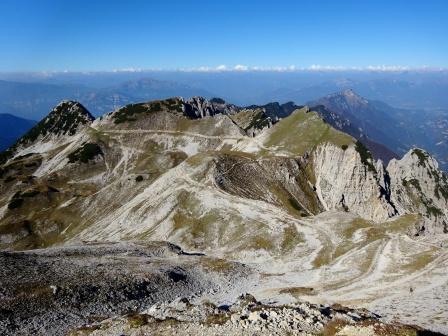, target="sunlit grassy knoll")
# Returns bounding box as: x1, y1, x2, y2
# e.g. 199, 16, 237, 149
263, 108, 354, 156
